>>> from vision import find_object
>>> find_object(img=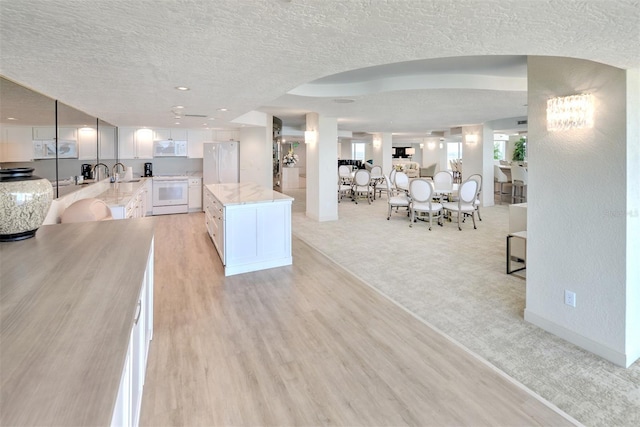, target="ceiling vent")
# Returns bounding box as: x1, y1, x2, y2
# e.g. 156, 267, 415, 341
450, 127, 462, 135
185, 114, 208, 118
